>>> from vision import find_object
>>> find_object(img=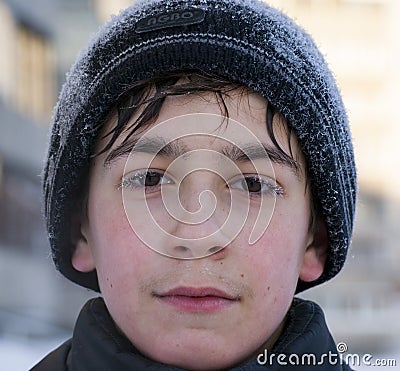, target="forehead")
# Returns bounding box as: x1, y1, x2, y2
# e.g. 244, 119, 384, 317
158, 89, 268, 130
95, 88, 306, 175
103, 89, 282, 149
97, 89, 305, 177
